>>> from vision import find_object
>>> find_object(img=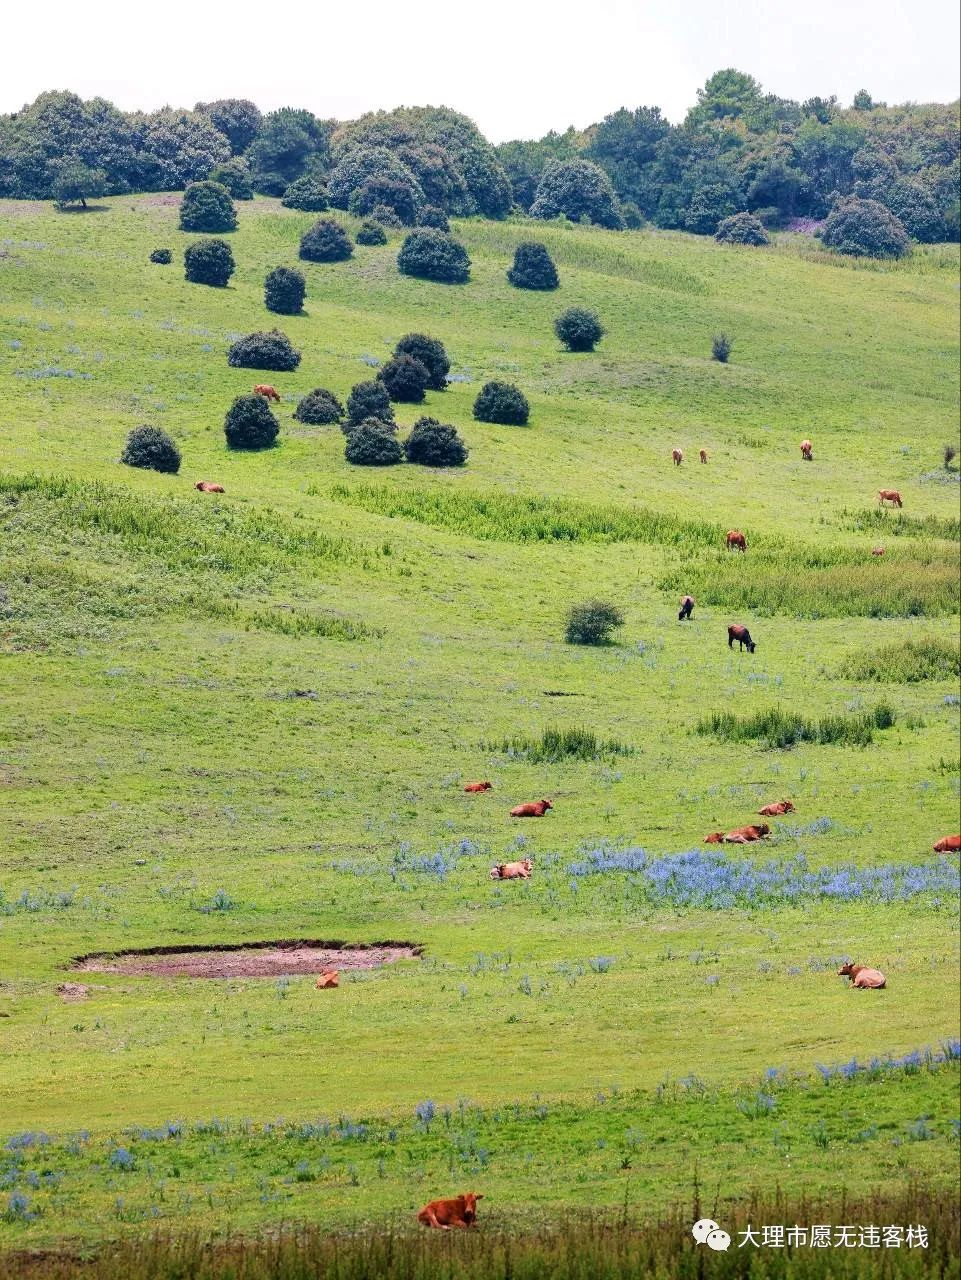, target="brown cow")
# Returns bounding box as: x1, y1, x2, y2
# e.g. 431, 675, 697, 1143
723, 823, 770, 843
315, 969, 339, 989
672, 448, 683, 466
800, 439, 813, 461
704, 832, 724, 844
758, 800, 795, 817
417, 1193, 483, 1229
253, 384, 281, 402
871, 547, 885, 556
933, 834, 961, 853
490, 857, 533, 880
510, 800, 552, 818
837, 963, 886, 989
678, 595, 695, 621
726, 530, 747, 552
464, 781, 493, 793
728, 624, 756, 653
195, 481, 225, 493
699, 448, 708, 464
878, 490, 903, 508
